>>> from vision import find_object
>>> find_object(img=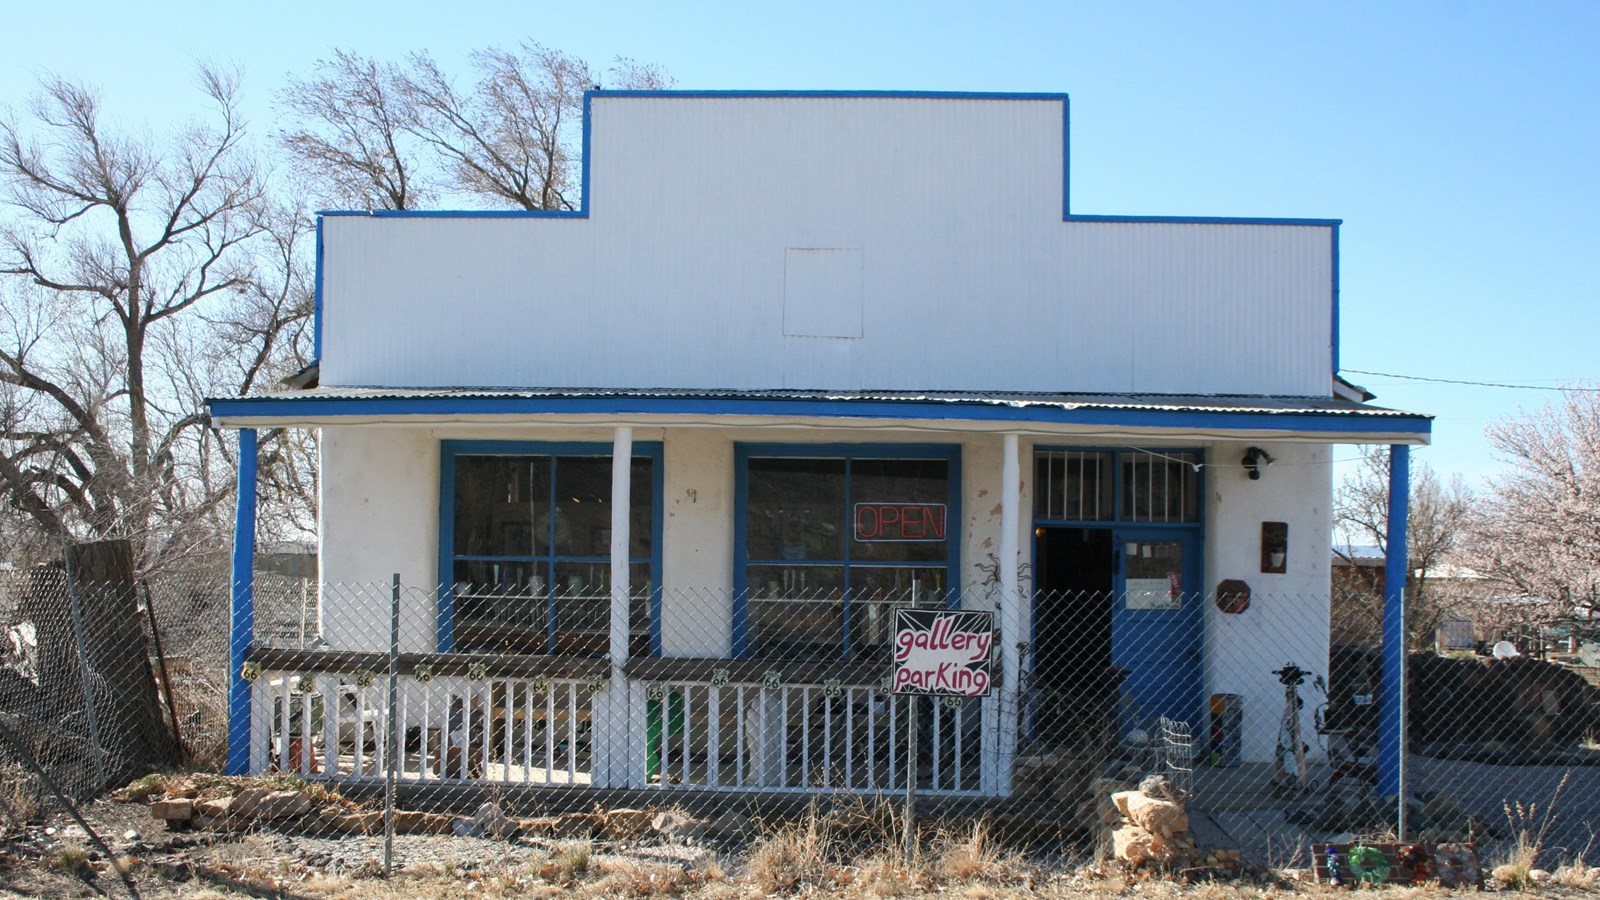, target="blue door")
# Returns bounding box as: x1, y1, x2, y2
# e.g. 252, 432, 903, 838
1112, 529, 1203, 732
